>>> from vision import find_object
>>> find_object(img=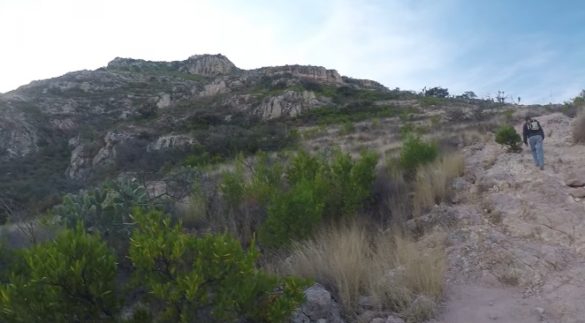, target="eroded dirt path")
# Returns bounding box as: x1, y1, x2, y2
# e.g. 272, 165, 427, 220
432, 113, 585, 323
